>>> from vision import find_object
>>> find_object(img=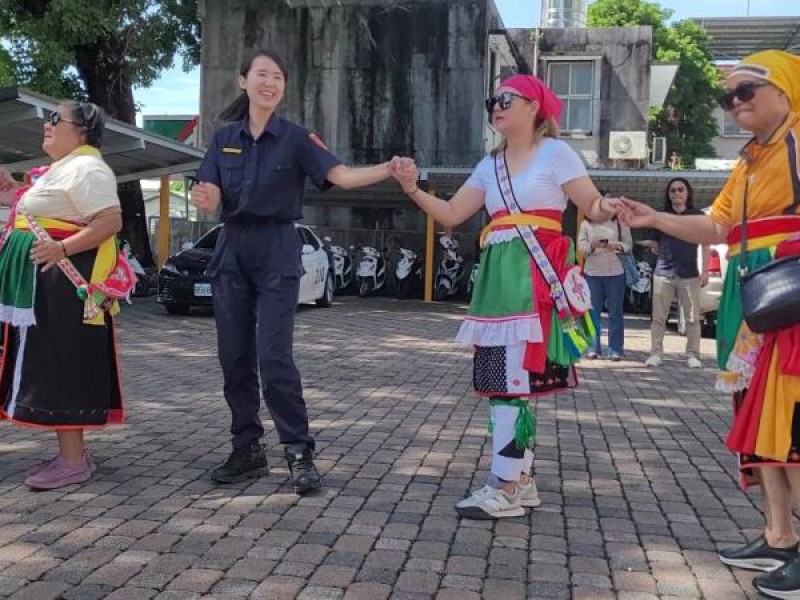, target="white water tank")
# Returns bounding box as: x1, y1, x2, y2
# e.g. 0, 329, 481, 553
540, 0, 588, 28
